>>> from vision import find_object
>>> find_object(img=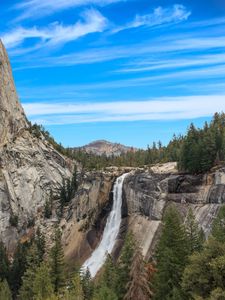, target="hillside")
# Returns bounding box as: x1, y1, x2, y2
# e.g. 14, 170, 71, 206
74, 139, 138, 157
